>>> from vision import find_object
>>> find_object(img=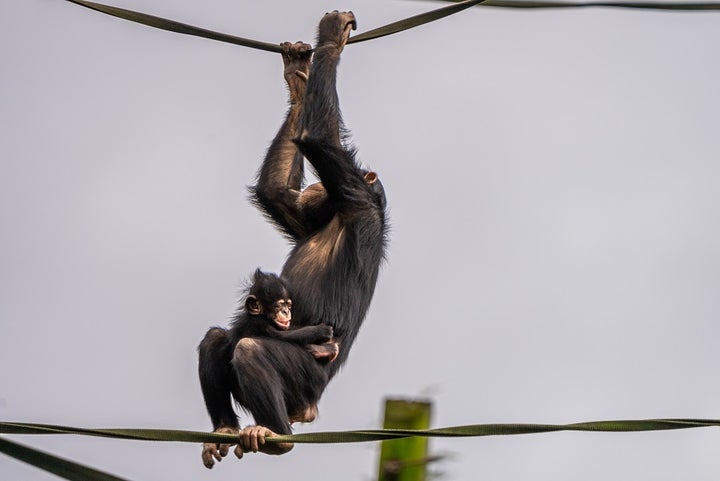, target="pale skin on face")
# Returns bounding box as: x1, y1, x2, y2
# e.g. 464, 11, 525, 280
246, 295, 293, 330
